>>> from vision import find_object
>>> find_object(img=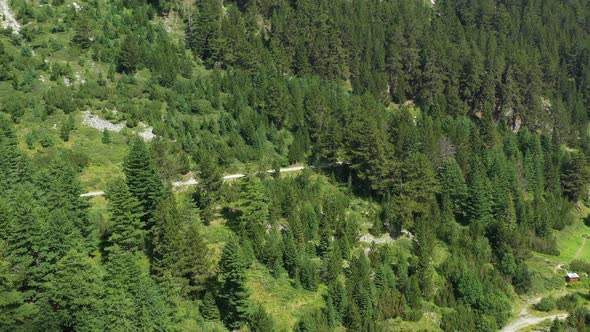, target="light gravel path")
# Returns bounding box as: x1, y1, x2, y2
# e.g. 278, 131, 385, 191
82, 163, 344, 197
501, 292, 570, 332
80, 191, 106, 197
501, 312, 567, 332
